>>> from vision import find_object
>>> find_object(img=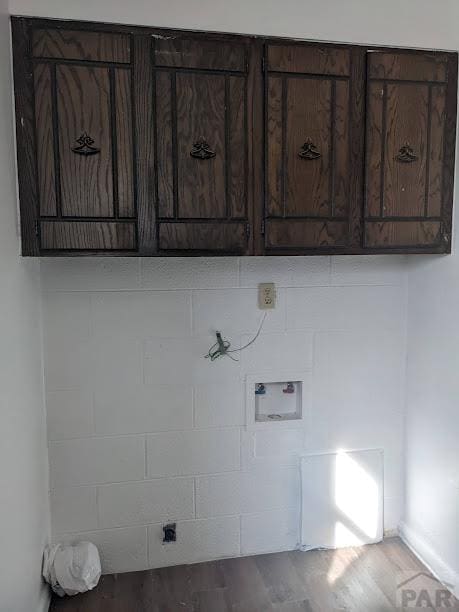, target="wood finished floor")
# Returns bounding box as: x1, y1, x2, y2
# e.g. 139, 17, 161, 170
50, 537, 458, 611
